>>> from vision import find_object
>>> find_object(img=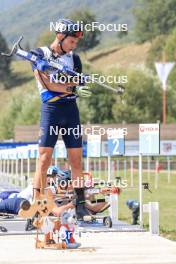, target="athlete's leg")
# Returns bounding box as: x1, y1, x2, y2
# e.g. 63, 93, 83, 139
33, 147, 53, 198
0, 191, 19, 200
67, 148, 83, 188
67, 148, 90, 219
0, 198, 26, 214
52, 201, 75, 217
85, 202, 110, 213
34, 102, 60, 198
62, 102, 90, 219
61, 101, 83, 187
